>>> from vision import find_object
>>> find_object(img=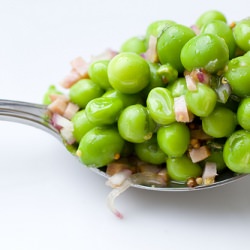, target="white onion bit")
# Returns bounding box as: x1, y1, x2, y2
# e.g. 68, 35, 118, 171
106, 169, 132, 188
185, 74, 197, 91
202, 162, 217, 185
144, 35, 158, 63
174, 95, 192, 122
189, 146, 211, 163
